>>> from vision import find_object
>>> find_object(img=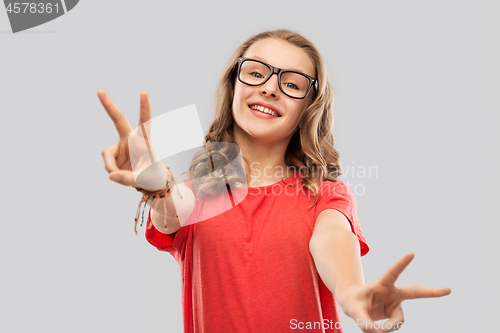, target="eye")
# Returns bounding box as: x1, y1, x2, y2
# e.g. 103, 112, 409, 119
250, 71, 265, 79
283, 82, 299, 90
